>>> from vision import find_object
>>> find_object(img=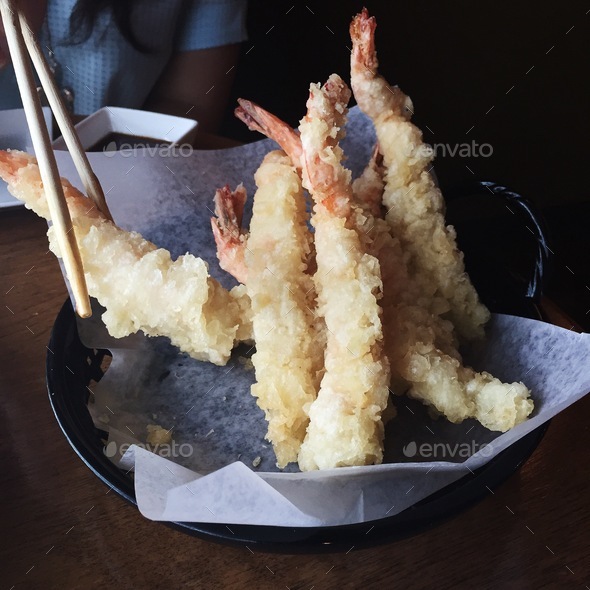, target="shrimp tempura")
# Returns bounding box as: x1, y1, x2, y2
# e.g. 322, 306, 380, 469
239, 64, 532, 436
238, 92, 408, 465
350, 9, 490, 342
237, 98, 408, 410
295, 75, 391, 470
212, 152, 322, 467
350, 11, 534, 430
0, 150, 247, 365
